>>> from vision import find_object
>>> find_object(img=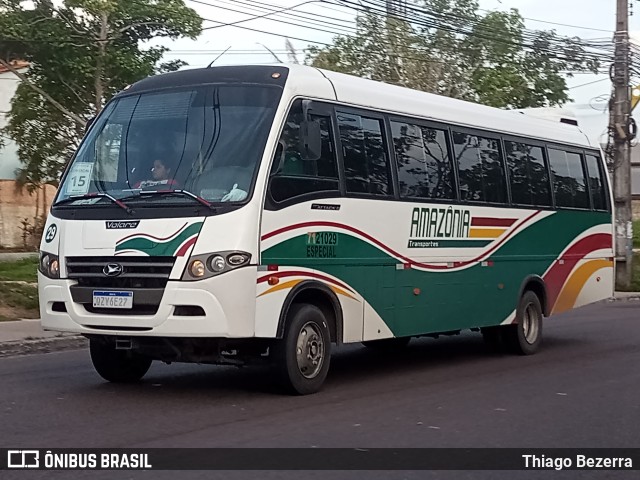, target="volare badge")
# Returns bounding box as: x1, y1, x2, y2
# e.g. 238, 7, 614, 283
106, 221, 140, 229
